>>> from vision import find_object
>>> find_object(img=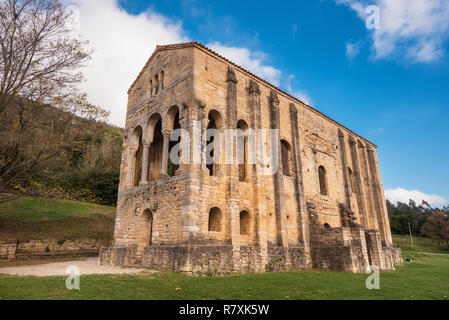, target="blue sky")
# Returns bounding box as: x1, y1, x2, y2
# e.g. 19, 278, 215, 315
69, 0, 449, 206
